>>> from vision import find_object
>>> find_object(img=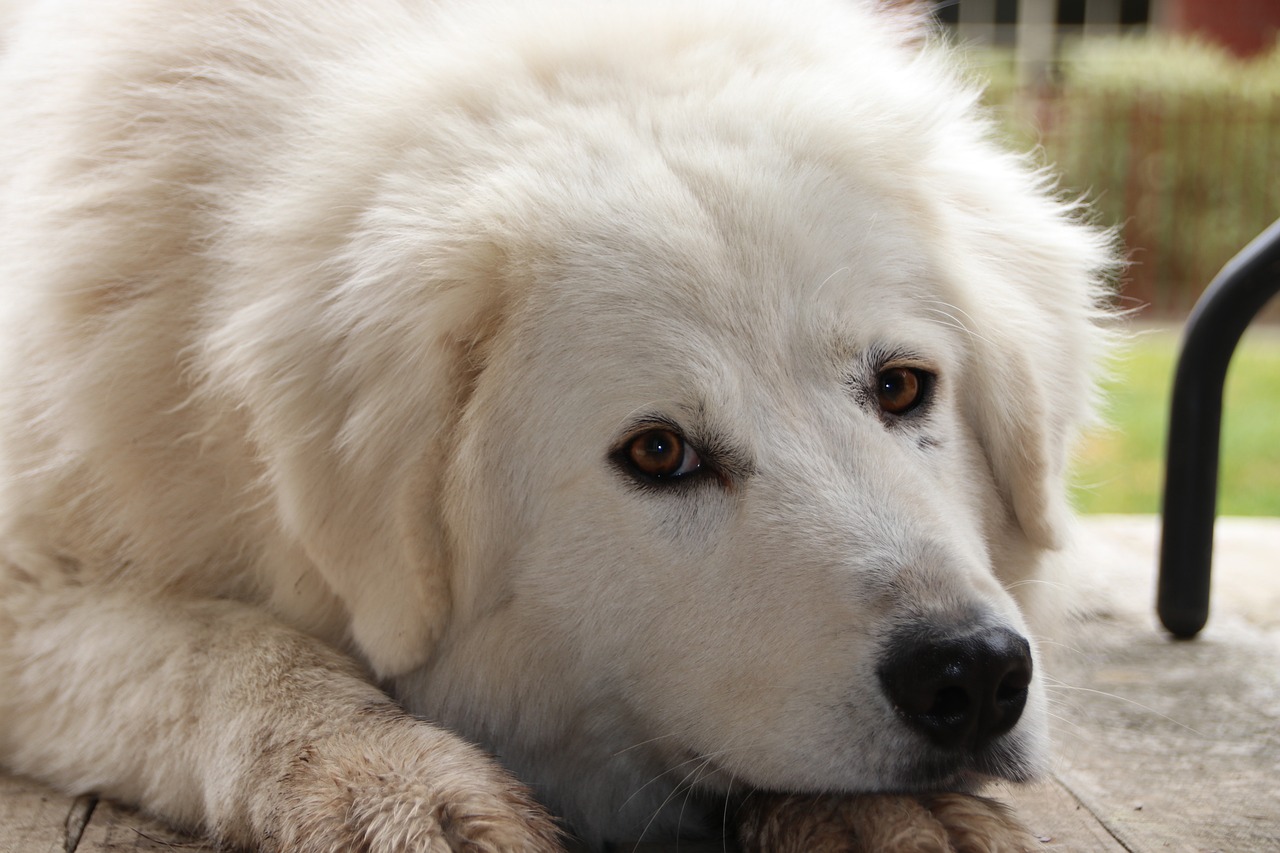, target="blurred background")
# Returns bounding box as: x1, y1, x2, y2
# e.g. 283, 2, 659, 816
926, 0, 1280, 517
